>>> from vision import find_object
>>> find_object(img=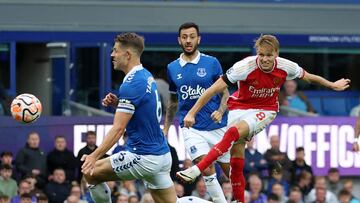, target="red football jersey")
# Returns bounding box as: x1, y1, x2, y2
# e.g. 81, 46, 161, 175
226, 56, 305, 112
